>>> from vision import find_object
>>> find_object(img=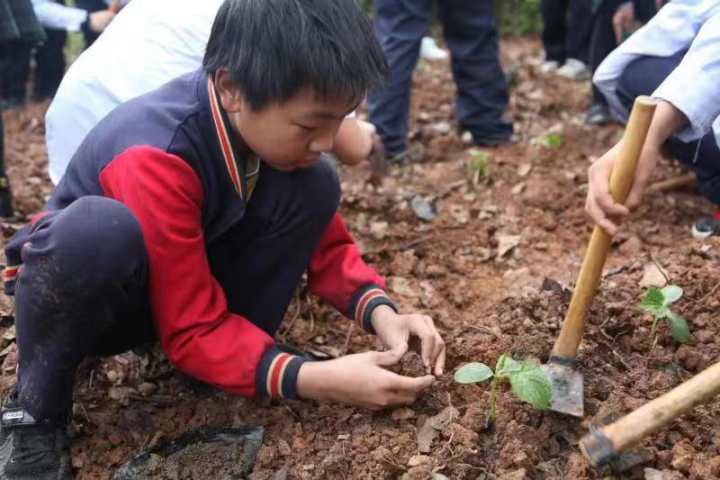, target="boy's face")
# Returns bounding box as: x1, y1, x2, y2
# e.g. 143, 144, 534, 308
215, 70, 358, 171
